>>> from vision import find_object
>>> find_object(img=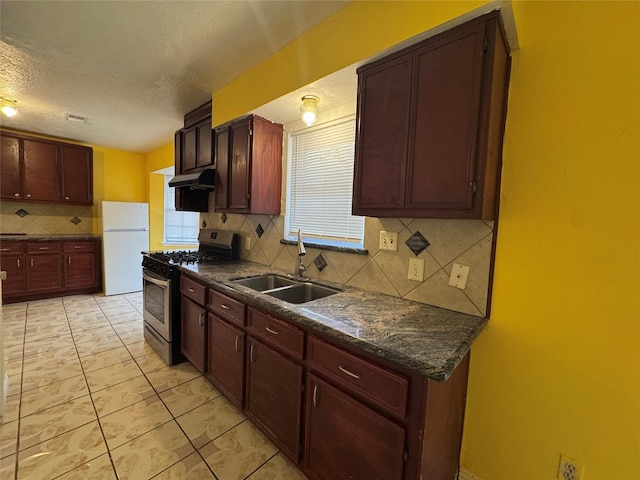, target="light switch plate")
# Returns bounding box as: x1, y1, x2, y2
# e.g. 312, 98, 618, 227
449, 263, 470, 289
245, 236, 251, 250
379, 231, 398, 251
